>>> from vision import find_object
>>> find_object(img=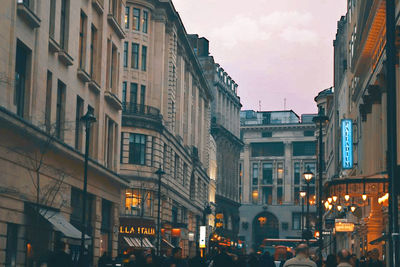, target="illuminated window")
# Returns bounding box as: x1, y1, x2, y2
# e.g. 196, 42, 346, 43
277, 162, 283, 185
133, 8, 140, 31
143, 10, 148, 33
124, 6, 129, 29
252, 189, 258, 204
